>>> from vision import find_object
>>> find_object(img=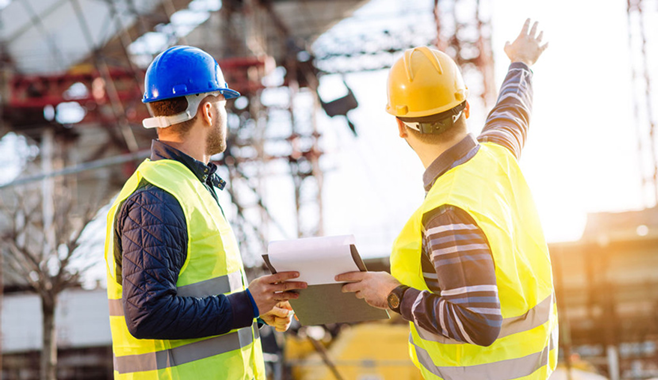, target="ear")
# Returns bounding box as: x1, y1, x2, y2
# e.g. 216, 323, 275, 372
464, 101, 470, 119
396, 118, 409, 138
200, 101, 213, 126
